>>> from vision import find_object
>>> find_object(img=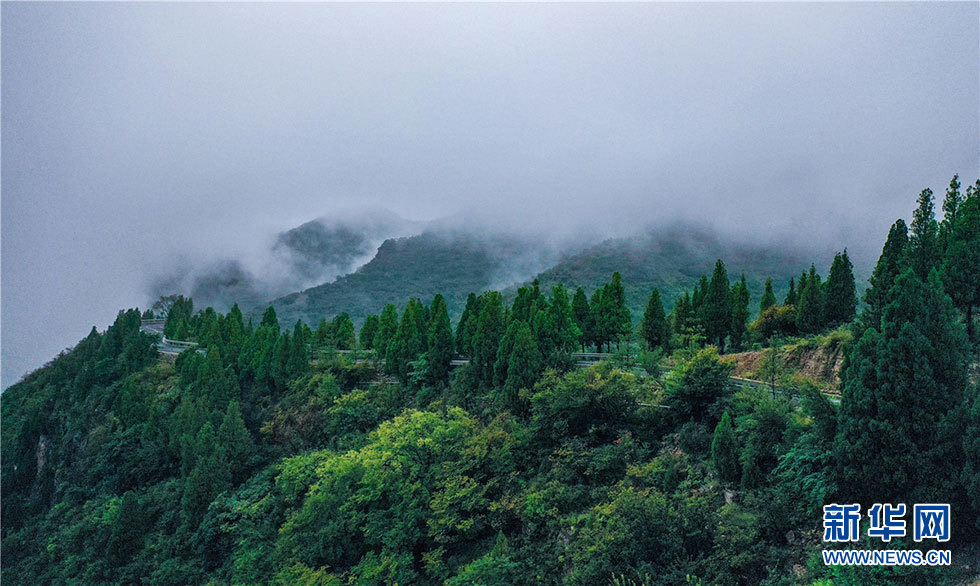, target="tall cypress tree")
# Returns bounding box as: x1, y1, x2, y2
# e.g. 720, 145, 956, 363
730, 274, 750, 351
938, 174, 963, 255
455, 293, 482, 358
783, 277, 797, 306
824, 250, 857, 327
571, 287, 592, 353
589, 288, 608, 352
474, 292, 505, 384
427, 294, 454, 387
835, 269, 969, 505
712, 412, 740, 484
862, 219, 909, 330
359, 314, 380, 350
259, 305, 279, 332
702, 260, 732, 352
373, 304, 399, 358
909, 187, 940, 280
640, 288, 669, 351
941, 188, 980, 342
760, 278, 777, 313
387, 300, 424, 383
796, 265, 824, 334
502, 322, 541, 415
672, 291, 693, 335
